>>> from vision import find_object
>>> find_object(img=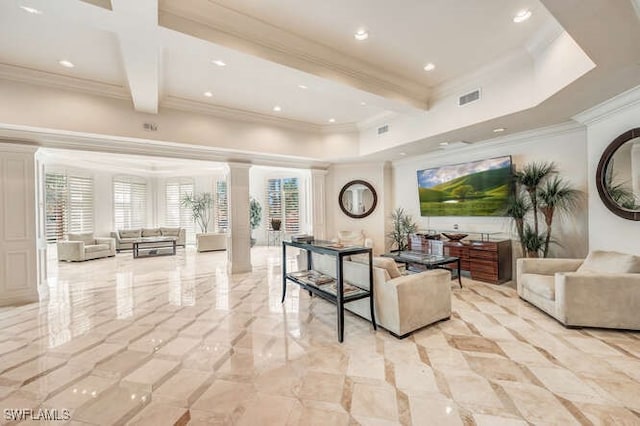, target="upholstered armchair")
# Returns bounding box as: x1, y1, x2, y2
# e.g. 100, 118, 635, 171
333, 230, 373, 248
57, 232, 116, 262
517, 250, 640, 330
